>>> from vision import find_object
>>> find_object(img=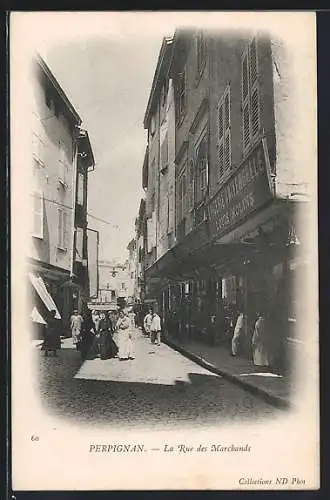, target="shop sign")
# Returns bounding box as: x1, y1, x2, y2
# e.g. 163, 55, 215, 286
208, 138, 274, 239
